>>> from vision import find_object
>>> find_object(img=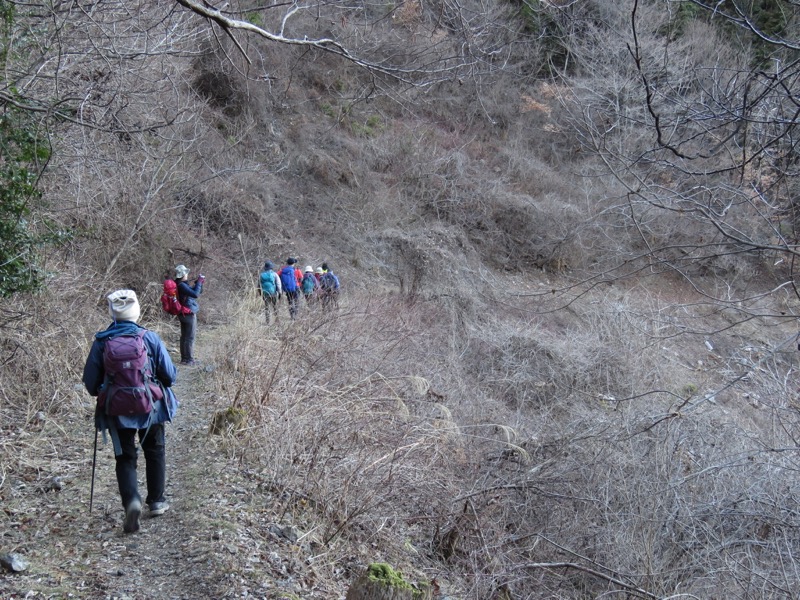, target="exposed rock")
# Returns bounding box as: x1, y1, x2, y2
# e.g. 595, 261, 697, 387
208, 406, 247, 435
345, 563, 432, 600
39, 475, 64, 492
269, 523, 301, 543
0, 553, 29, 573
